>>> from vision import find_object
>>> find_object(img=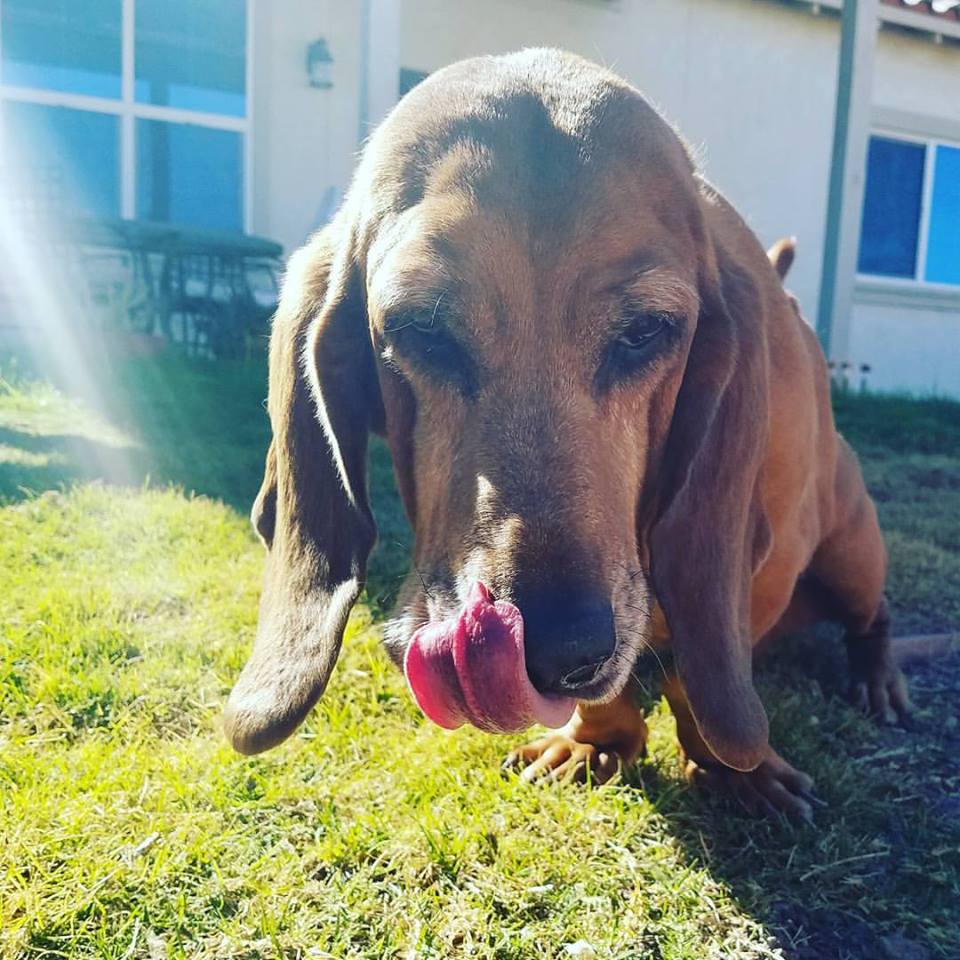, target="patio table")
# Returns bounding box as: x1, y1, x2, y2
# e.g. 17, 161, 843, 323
65, 217, 283, 357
